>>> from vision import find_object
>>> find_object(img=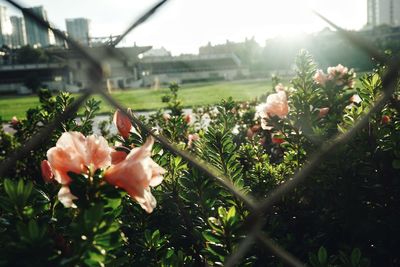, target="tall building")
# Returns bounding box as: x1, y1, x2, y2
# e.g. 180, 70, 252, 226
367, 0, 400, 27
10, 16, 27, 48
66, 18, 90, 46
0, 5, 12, 47
24, 6, 51, 47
